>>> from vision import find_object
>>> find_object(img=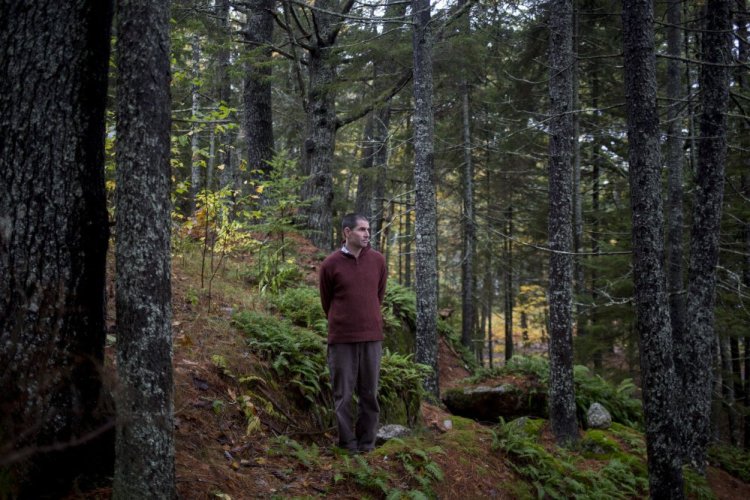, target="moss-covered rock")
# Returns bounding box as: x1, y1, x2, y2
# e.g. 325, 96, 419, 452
443, 382, 547, 423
